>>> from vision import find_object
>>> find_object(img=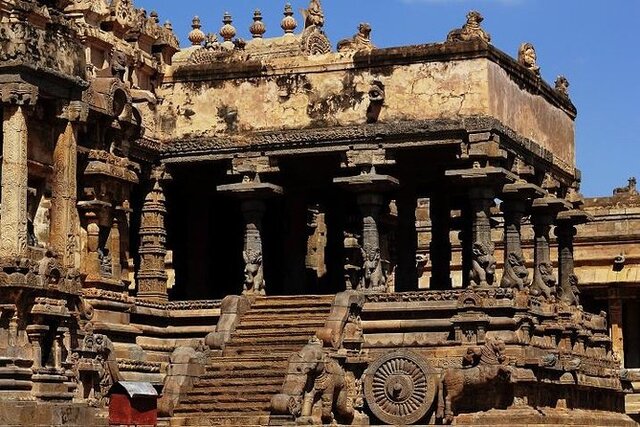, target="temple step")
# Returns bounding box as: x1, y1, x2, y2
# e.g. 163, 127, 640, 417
171, 294, 335, 424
